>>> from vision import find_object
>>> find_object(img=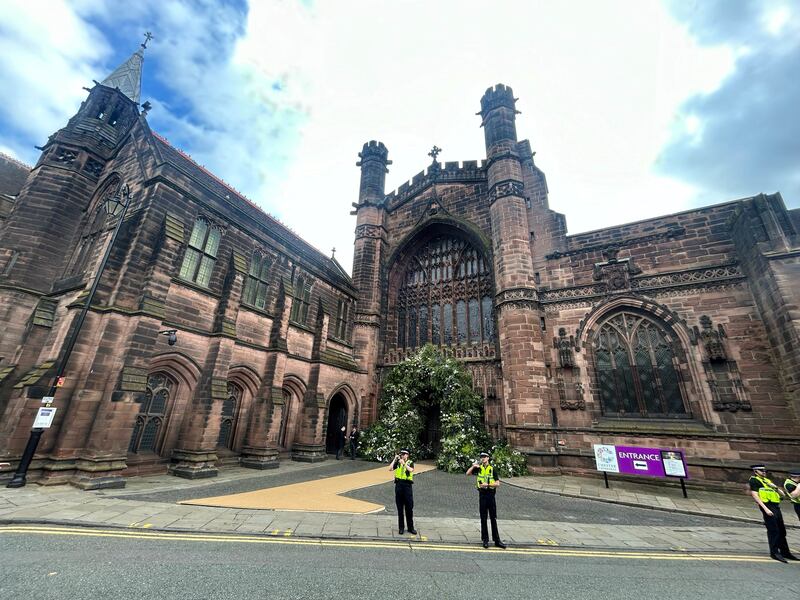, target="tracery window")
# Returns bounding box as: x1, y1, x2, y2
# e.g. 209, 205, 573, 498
65, 176, 121, 277
290, 274, 312, 324
179, 218, 221, 287
129, 373, 174, 454
333, 299, 350, 340
593, 312, 687, 418
217, 383, 241, 449
395, 234, 495, 350
242, 252, 273, 310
